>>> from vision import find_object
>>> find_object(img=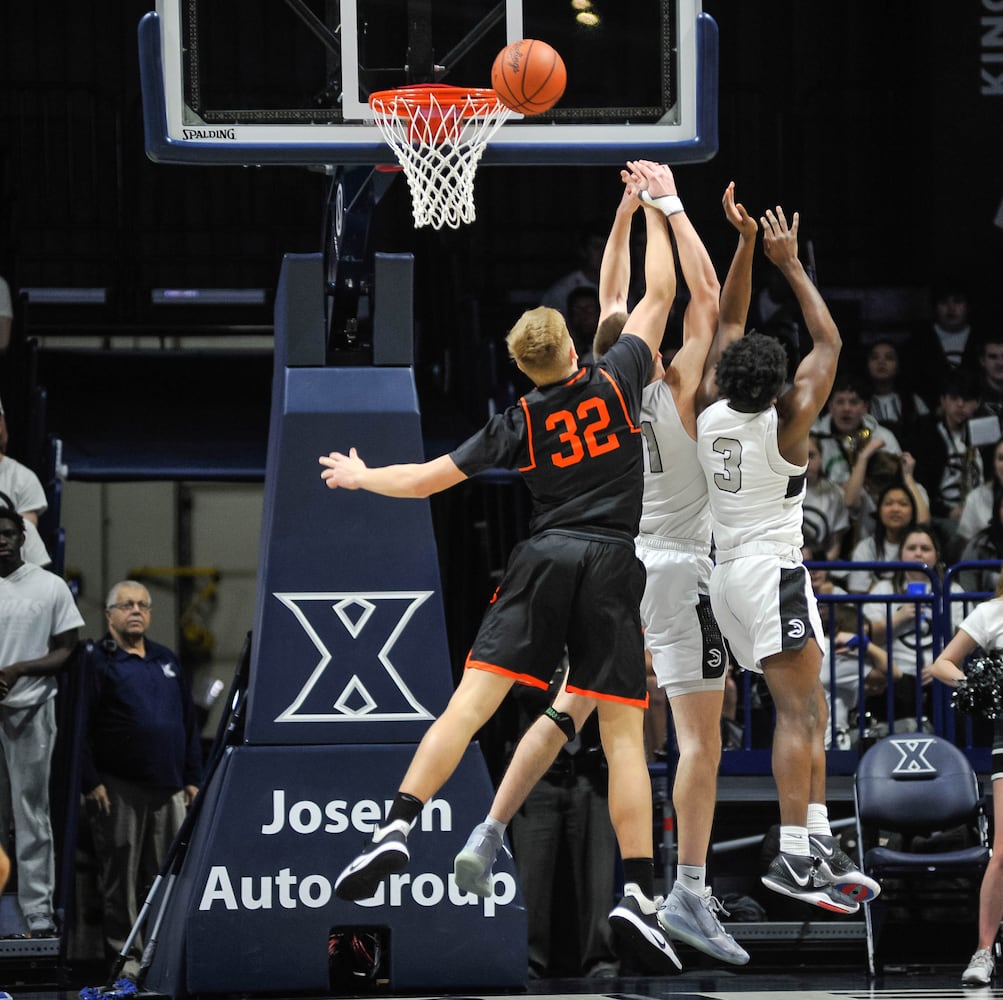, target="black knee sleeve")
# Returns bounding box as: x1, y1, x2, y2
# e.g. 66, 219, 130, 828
544, 706, 576, 742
